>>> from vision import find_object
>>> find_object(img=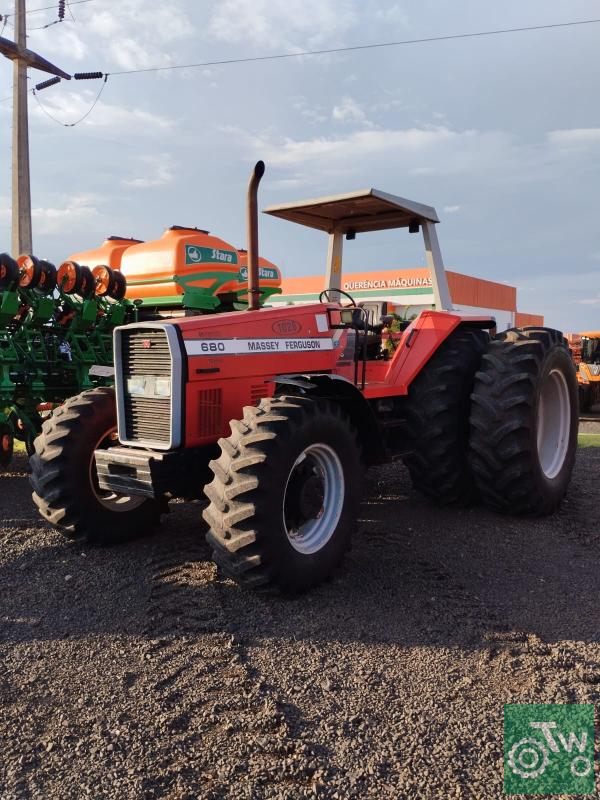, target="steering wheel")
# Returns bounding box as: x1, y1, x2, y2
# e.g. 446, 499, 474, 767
319, 288, 357, 306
